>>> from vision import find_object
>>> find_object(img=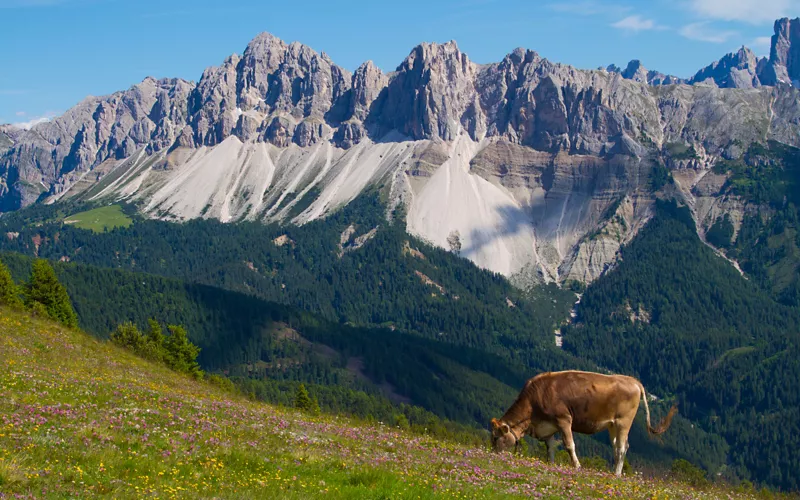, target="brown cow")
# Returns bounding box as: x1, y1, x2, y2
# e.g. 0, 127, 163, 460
490, 370, 677, 476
